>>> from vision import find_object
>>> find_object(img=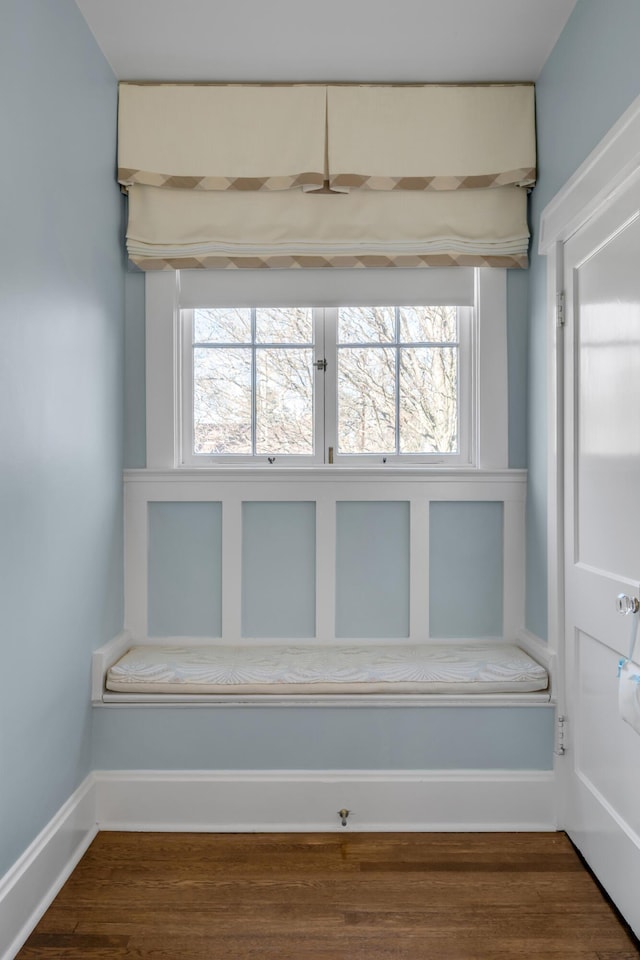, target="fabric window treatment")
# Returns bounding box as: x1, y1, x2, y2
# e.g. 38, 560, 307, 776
126, 182, 528, 270
326, 85, 536, 192
118, 83, 536, 270
118, 84, 327, 192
